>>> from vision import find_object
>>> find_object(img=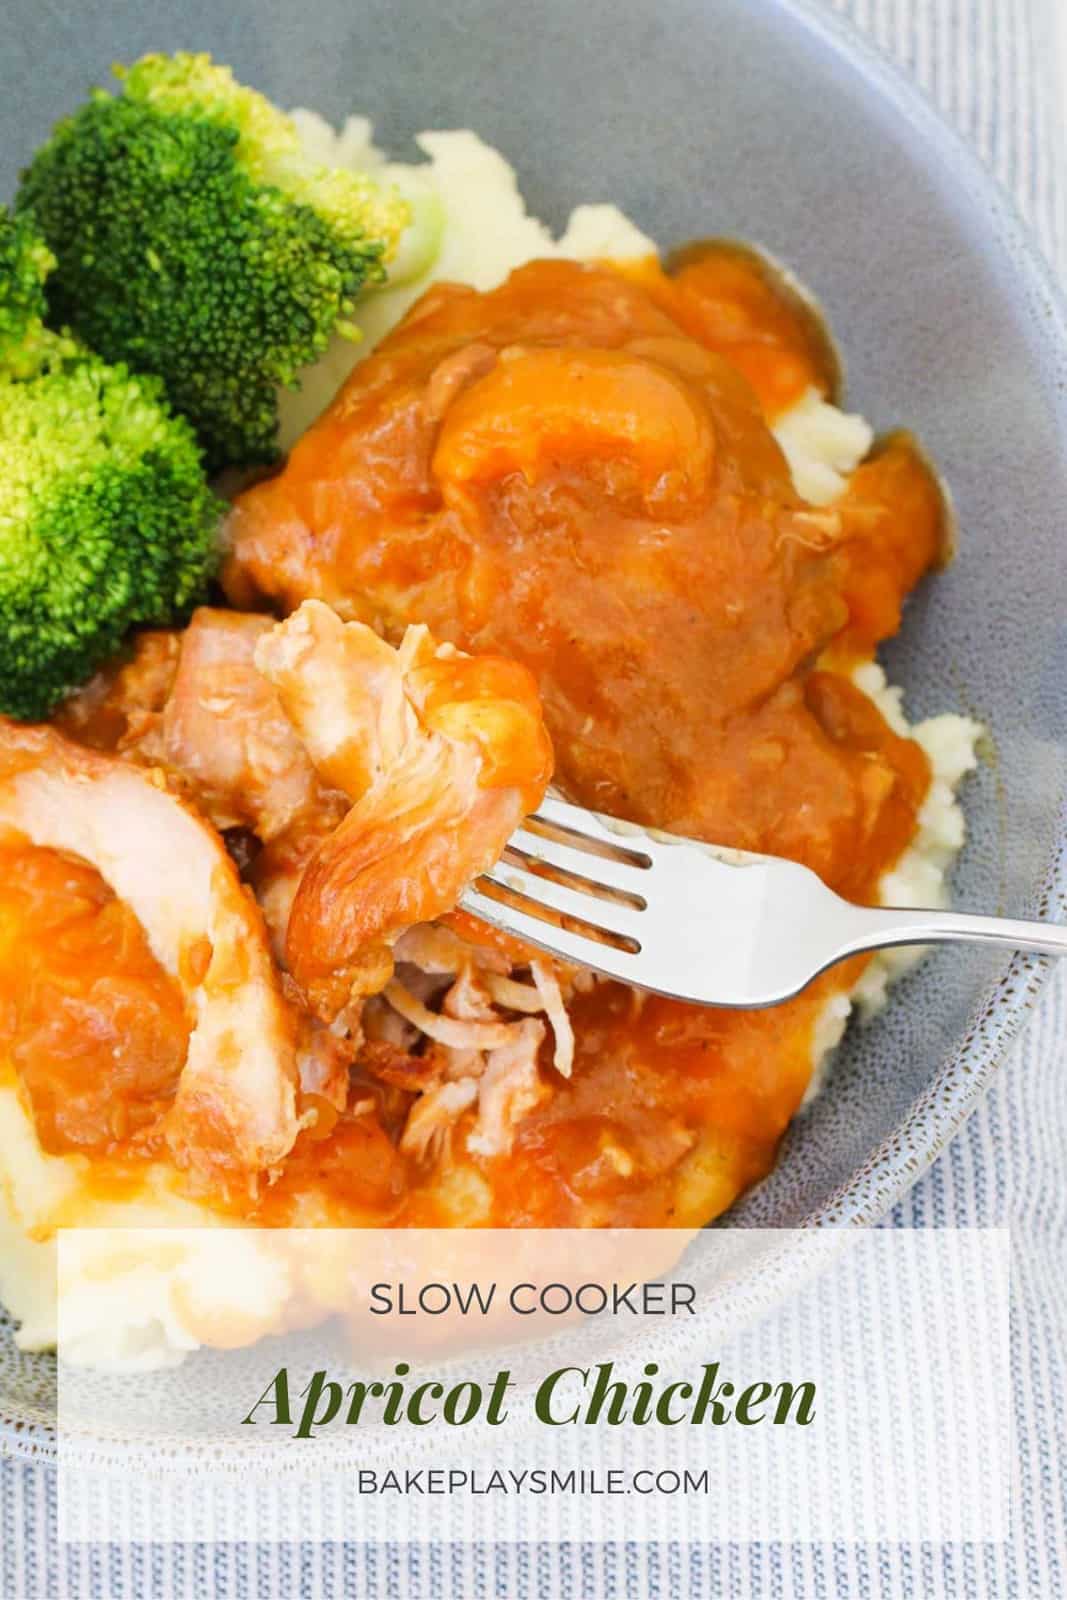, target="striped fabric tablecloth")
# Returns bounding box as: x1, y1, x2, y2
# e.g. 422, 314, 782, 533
2, 1, 1065, 1594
